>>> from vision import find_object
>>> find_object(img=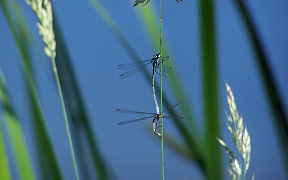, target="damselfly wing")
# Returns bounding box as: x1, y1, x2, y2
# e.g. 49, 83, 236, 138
117, 53, 172, 79
116, 103, 183, 136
